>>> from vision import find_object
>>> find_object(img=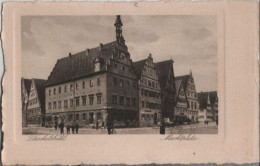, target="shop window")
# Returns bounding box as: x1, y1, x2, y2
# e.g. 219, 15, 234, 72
76, 113, 79, 120
82, 113, 86, 120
